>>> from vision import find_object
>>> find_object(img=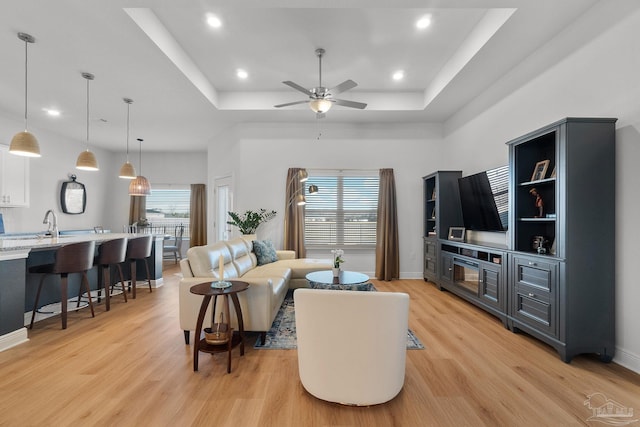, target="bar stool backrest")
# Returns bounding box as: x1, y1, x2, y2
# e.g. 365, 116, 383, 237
97, 238, 128, 265
127, 235, 153, 259
53, 241, 96, 274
